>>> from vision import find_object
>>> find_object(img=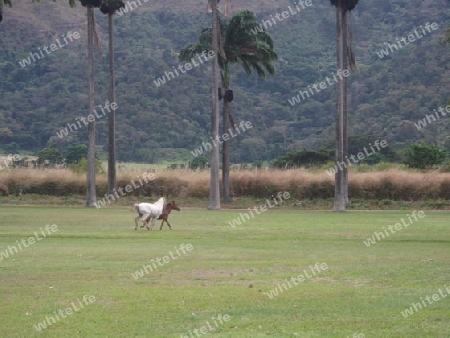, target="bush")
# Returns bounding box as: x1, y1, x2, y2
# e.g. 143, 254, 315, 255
1, 168, 450, 203
66, 145, 88, 164
273, 149, 333, 168
404, 141, 447, 169
37, 148, 63, 165
190, 155, 209, 170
